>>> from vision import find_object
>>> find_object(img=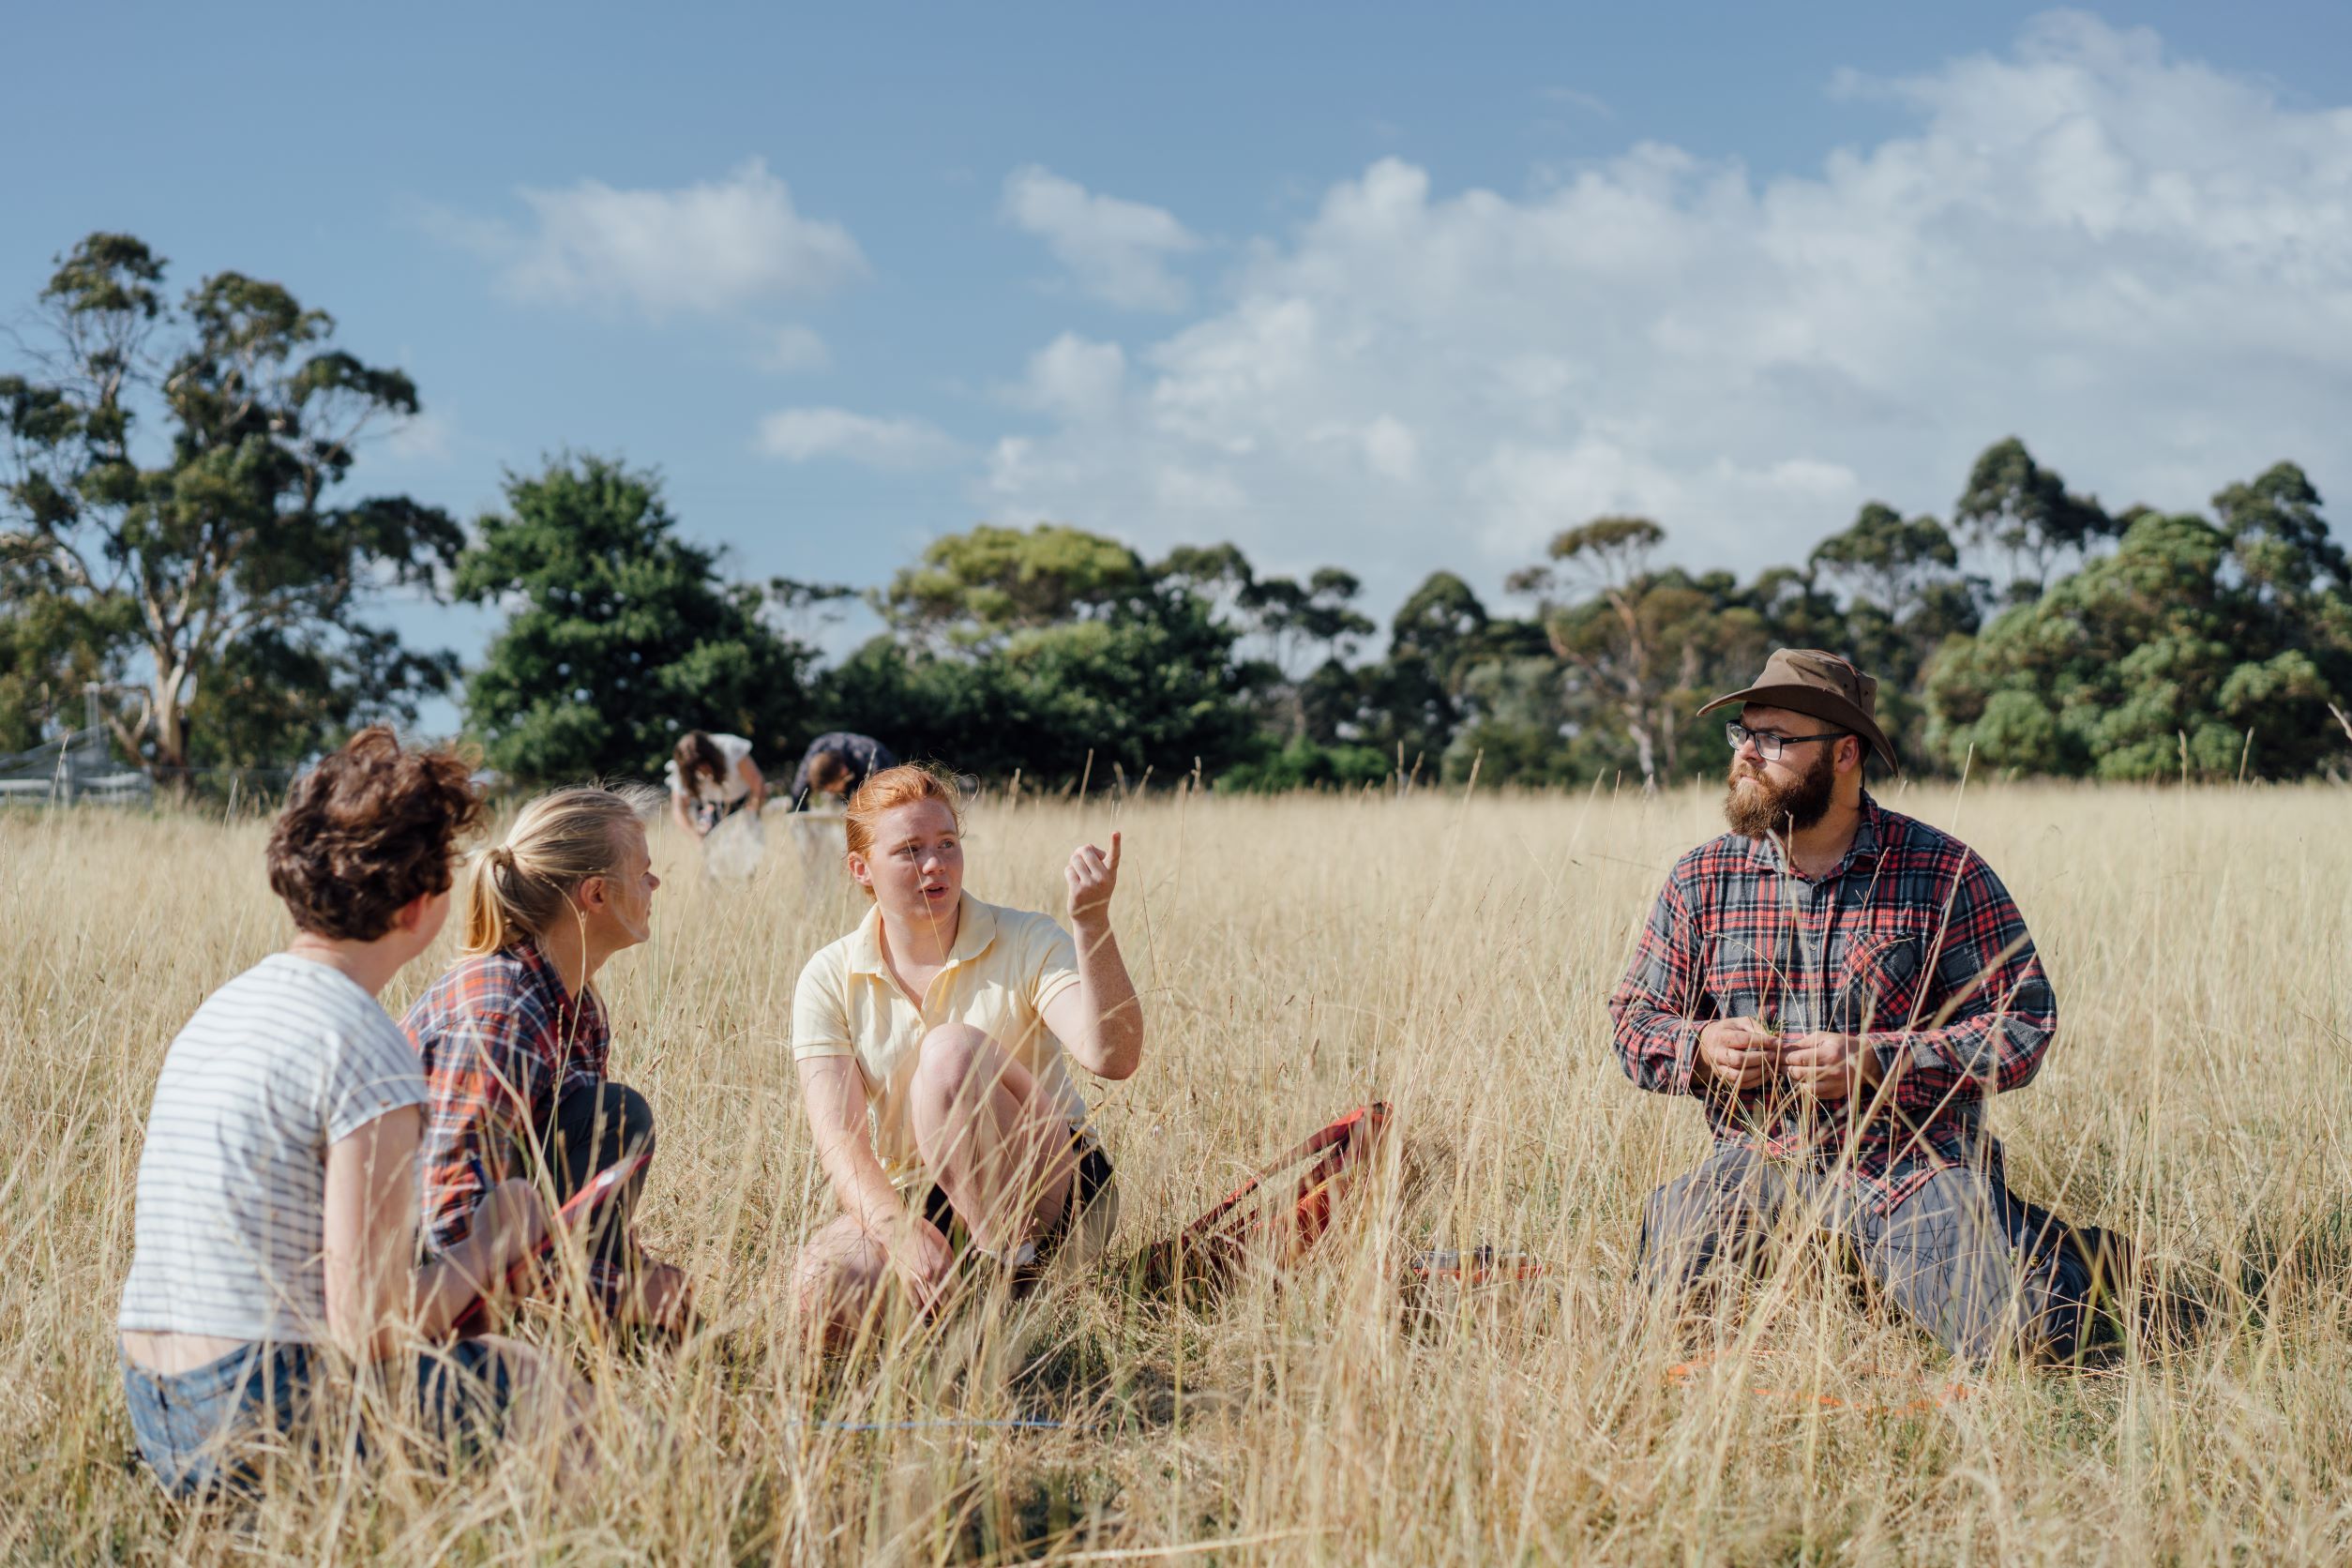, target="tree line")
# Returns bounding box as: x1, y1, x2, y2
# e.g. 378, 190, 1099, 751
6, 234, 2349, 792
